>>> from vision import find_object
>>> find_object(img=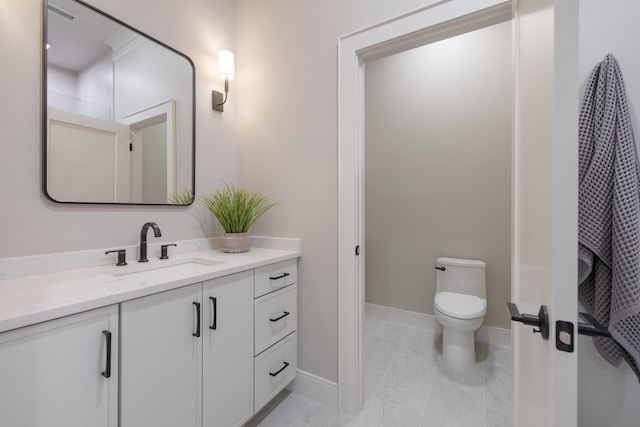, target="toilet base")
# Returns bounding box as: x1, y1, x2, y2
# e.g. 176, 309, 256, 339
441, 327, 476, 371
